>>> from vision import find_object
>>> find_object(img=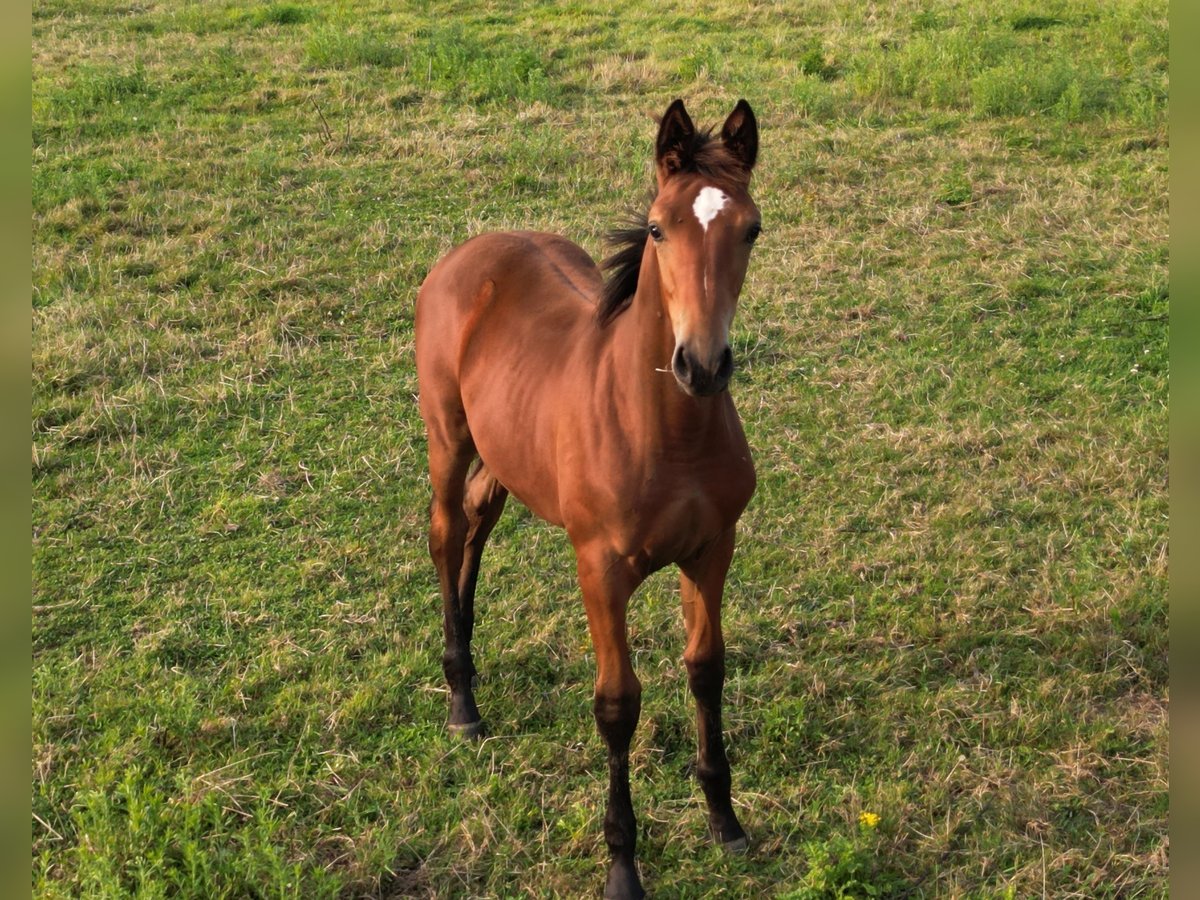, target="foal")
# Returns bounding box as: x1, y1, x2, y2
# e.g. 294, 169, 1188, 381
416, 98, 761, 899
